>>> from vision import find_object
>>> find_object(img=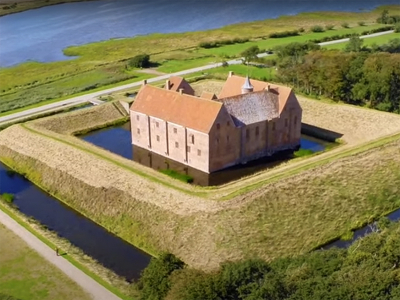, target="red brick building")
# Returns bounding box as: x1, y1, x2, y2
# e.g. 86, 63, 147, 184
130, 73, 302, 173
